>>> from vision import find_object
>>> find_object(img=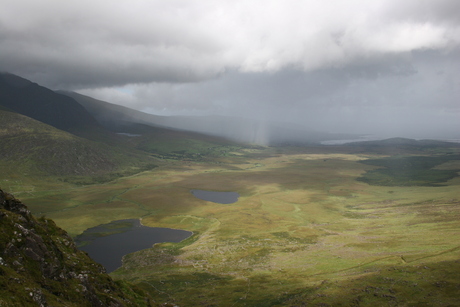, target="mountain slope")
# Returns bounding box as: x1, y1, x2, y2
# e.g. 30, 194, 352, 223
56, 90, 167, 131
0, 73, 101, 137
0, 110, 114, 176
58, 91, 248, 161
60, 91, 354, 145
0, 189, 157, 306
0, 110, 157, 183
